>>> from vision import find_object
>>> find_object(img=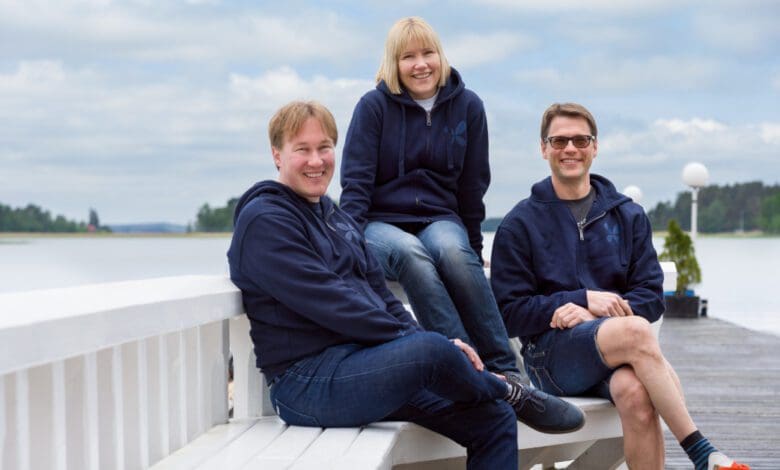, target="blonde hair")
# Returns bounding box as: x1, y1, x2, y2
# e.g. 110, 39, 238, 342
375, 17, 451, 95
268, 101, 338, 150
